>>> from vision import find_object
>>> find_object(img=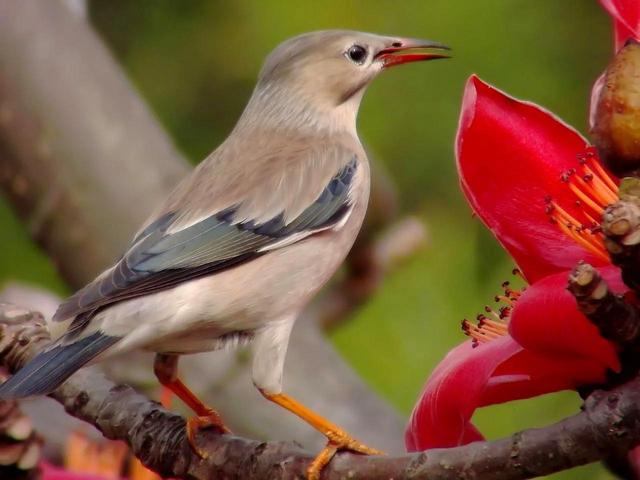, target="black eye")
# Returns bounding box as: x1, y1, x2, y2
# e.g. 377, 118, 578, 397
346, 45, 368, 65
